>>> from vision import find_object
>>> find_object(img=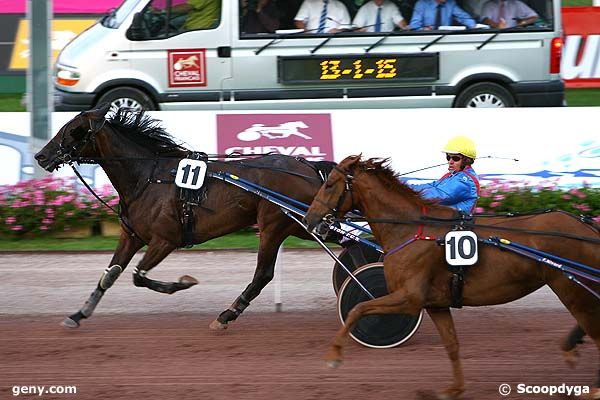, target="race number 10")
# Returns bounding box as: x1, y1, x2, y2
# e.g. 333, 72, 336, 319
175, 159, 207, 190
445, 231, 478, 266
